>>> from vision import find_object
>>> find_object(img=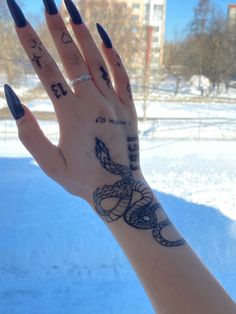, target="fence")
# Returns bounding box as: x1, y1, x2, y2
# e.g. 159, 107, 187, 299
139, 117, 236, 140
1, 117, 236, 142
